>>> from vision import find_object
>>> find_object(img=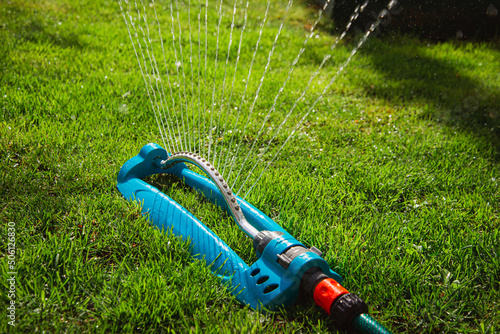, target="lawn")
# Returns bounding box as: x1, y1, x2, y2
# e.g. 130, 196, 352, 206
1, 0, 499, 333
